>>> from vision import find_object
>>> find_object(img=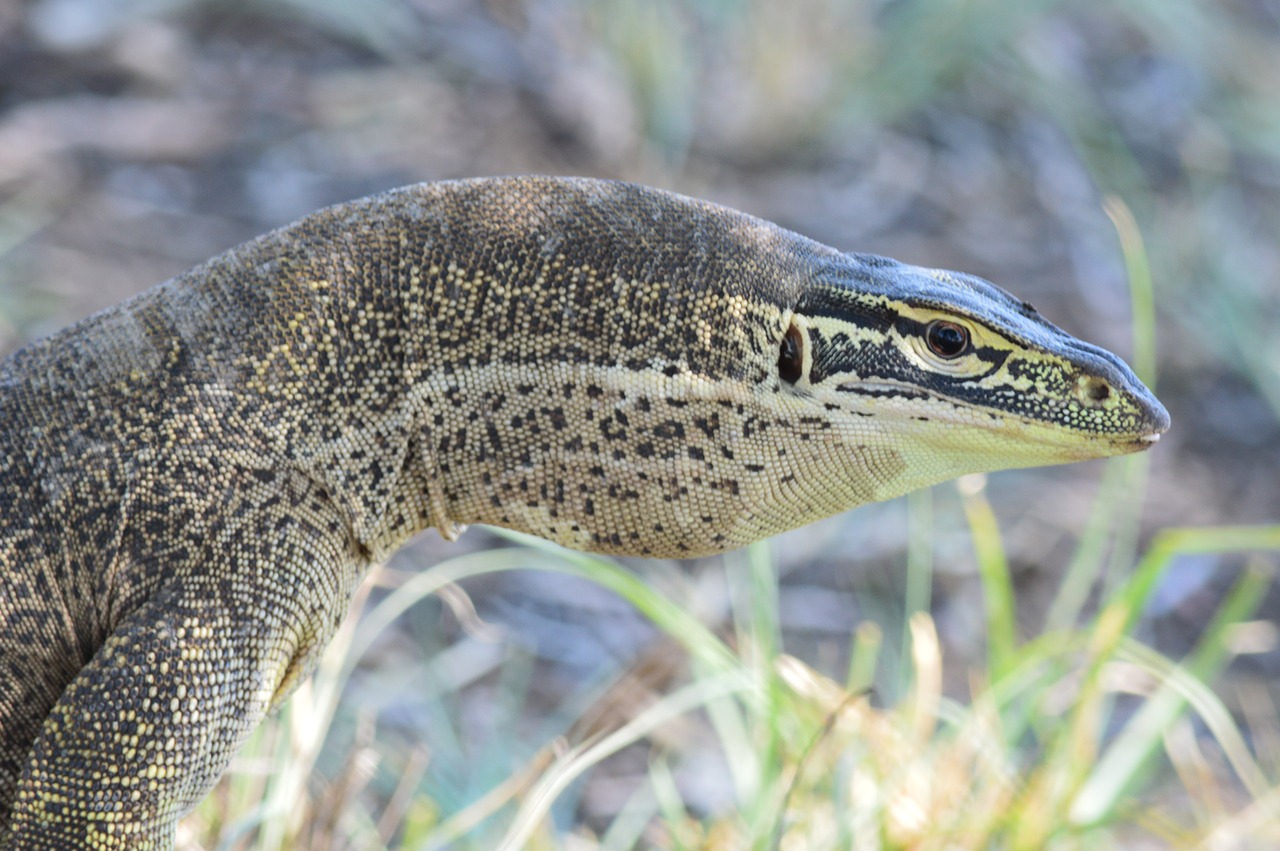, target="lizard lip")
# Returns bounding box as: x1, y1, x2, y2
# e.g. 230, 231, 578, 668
1112, 431, 1162, 455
